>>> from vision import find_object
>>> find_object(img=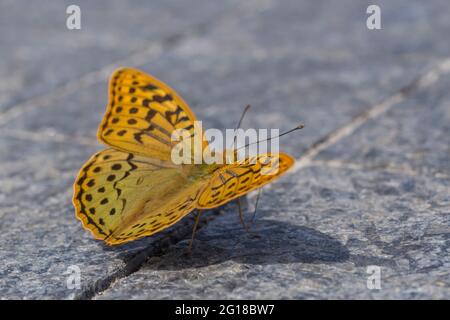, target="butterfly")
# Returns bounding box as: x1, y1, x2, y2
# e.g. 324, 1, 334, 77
73, 68, 298, 245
